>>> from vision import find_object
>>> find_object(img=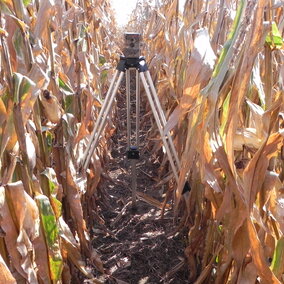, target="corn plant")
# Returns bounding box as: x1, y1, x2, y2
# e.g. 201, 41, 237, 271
0, 0, 117, 282
130, 0, 284, 282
